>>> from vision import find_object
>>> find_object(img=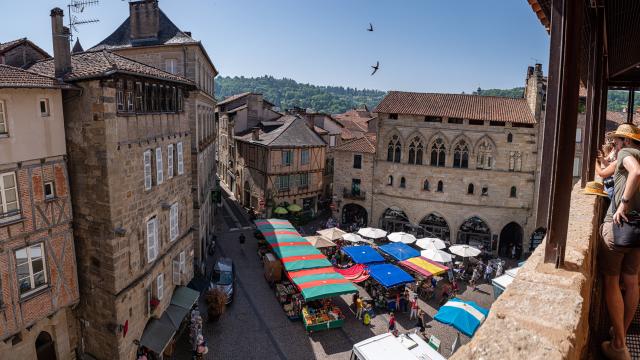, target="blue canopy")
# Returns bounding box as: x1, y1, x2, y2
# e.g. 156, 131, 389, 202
378, 243, 420, 261
366, 264, 414, 288
342, 245, 385, 264
434, 298, 489, 337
